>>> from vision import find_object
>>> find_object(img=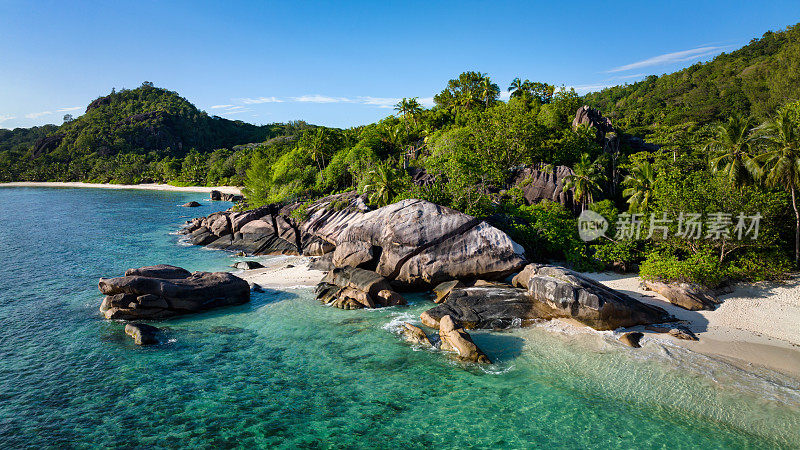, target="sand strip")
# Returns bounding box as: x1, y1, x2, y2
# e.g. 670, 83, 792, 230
0, 181, 241, 195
